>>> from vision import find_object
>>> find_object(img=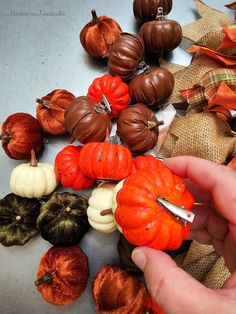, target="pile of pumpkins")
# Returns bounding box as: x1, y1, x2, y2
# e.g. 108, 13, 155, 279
0, 1, 190, 312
